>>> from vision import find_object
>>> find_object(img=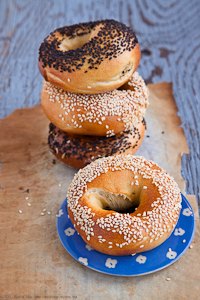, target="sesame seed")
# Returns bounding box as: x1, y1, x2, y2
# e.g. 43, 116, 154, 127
166, 277, 171, 281
18, 210, 23, 214
27, 203, 31, 207
61, 153, 66, 159
67, 155, 181, 251
44, 72, 149, 135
